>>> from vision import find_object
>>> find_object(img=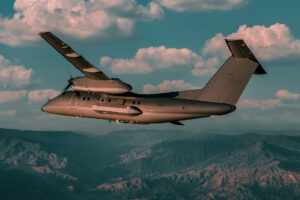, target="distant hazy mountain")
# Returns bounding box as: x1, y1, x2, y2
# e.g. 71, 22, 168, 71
0, 128, 299, 200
